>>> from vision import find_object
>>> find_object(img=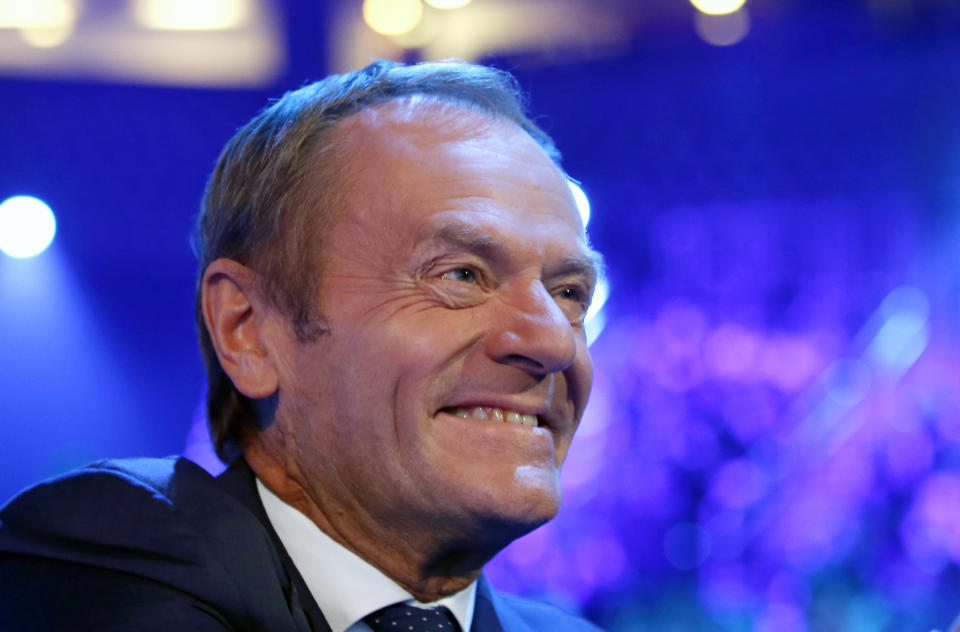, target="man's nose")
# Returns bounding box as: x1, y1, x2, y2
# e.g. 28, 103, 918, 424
485, 280, 578, 376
